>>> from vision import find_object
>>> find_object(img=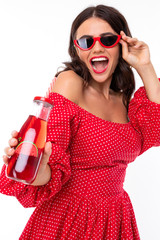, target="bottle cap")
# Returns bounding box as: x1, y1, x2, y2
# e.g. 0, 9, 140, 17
34, 96, 53, 106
